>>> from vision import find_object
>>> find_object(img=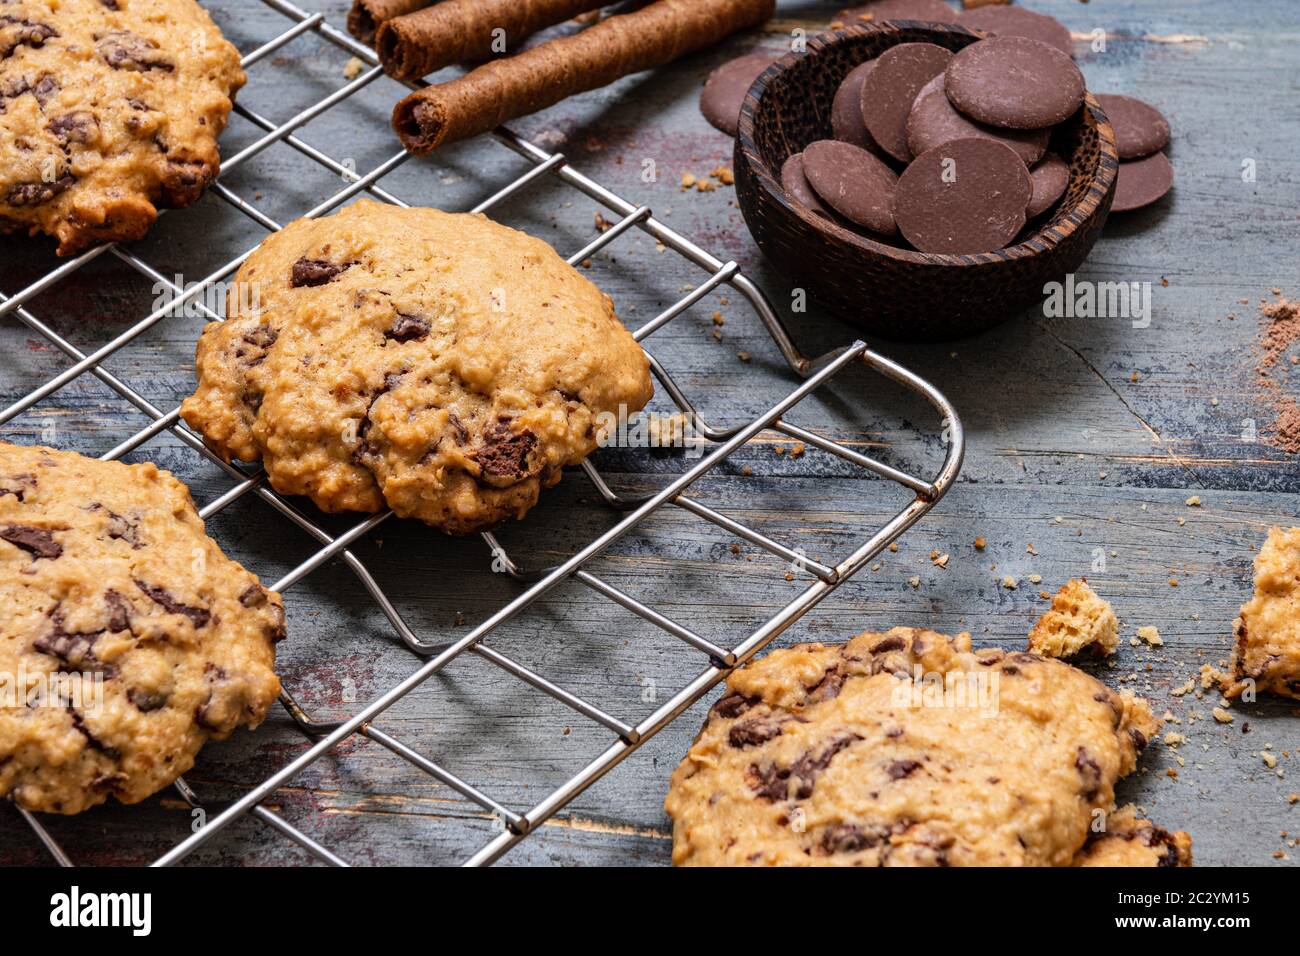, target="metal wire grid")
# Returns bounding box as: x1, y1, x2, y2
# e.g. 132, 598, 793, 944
0, 0, 963, 867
